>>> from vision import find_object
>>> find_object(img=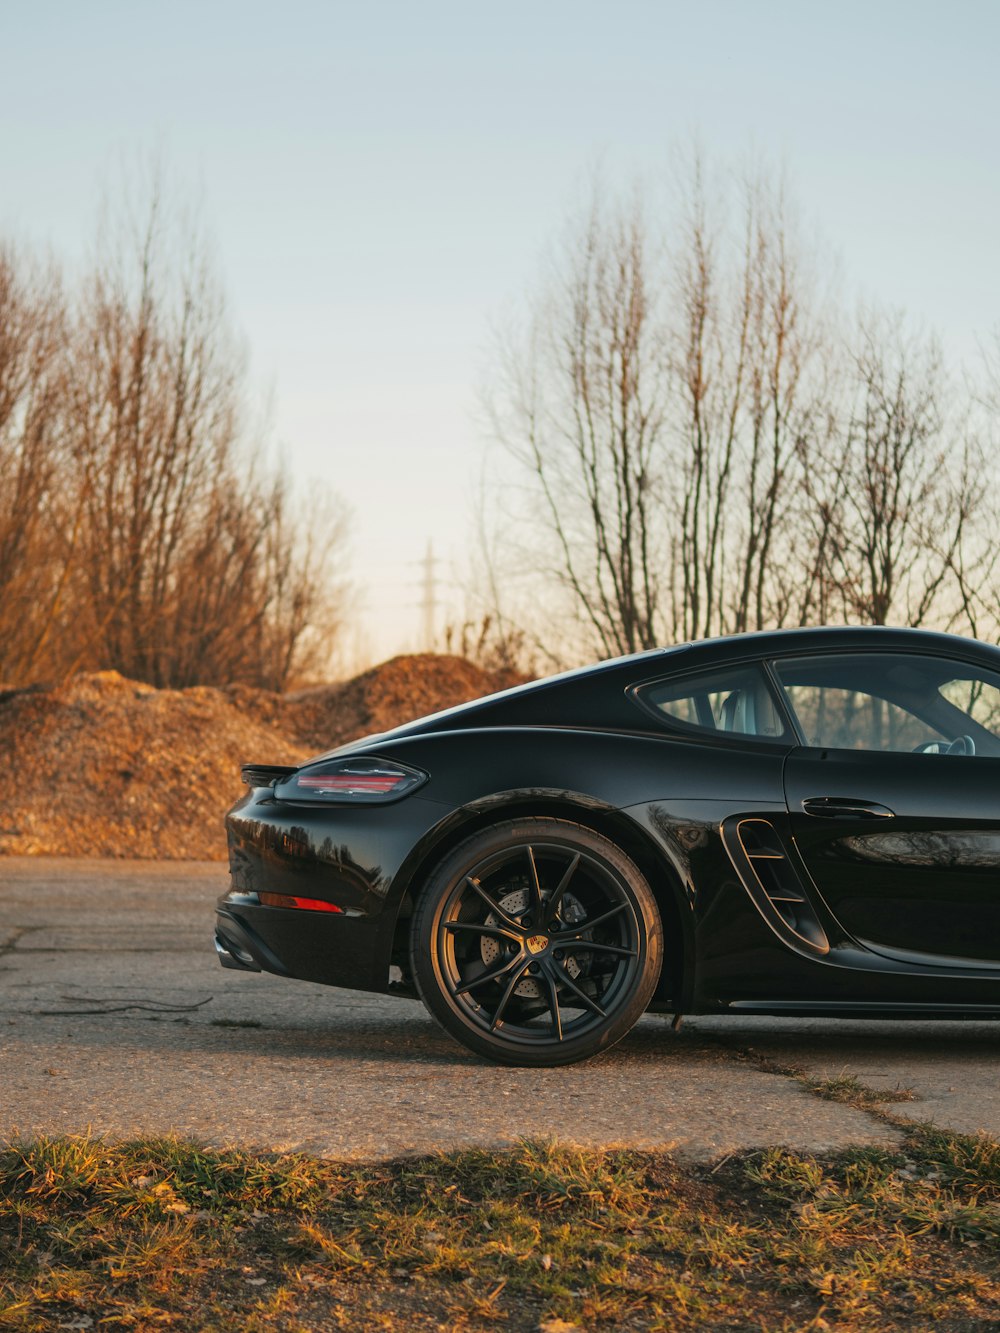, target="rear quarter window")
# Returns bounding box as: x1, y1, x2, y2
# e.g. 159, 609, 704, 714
634, 665, 790, 741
